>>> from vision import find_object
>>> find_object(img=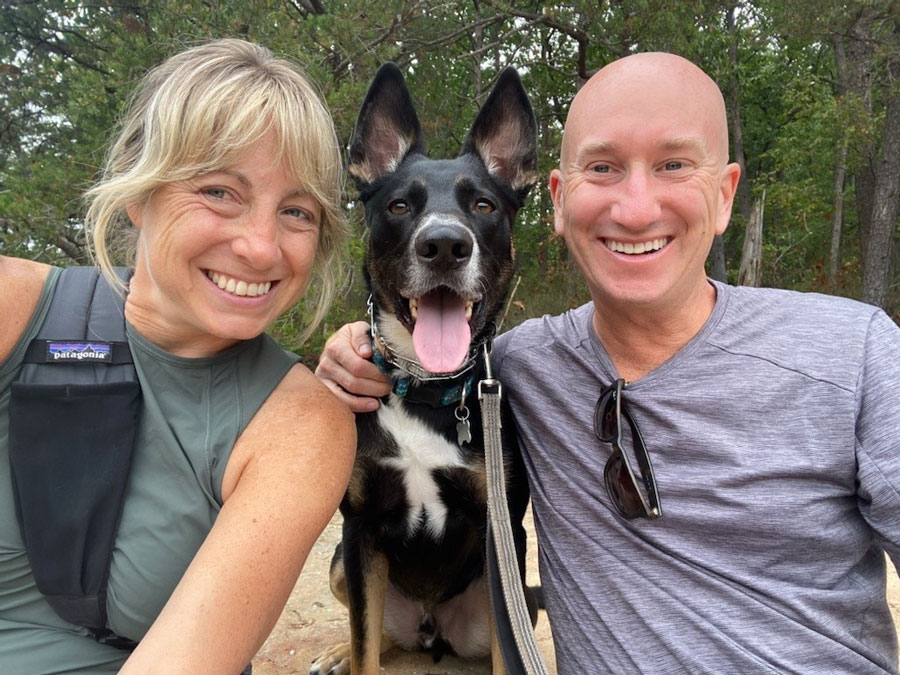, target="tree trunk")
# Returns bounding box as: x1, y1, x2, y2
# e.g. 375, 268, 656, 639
844, 8, 877, 262
709, 236, 727, 282
860, 51, 900, 308
726, 5, 752, 222
711, 4, 751, 284
739, 190, 765, 287
829, 33, 850, 285
829, 138, 849, 284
